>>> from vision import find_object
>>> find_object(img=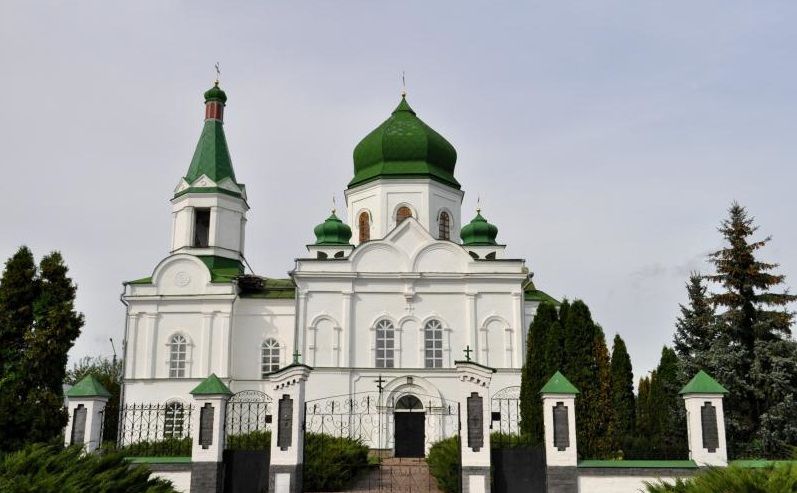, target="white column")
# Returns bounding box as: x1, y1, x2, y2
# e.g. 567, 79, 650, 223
342, 291, 353, 366
683, 395, 728, 467
64, 397, 108, 453
511, 292, 523, 368
143, 314, 159, 378
126, 313, 139, 379
268, 364, 312, 493
541, 371, 579, 493
201, 313, 214, 377
465, 292, 477, 358
218, 312, 231, 378
456, 360, 495, 493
